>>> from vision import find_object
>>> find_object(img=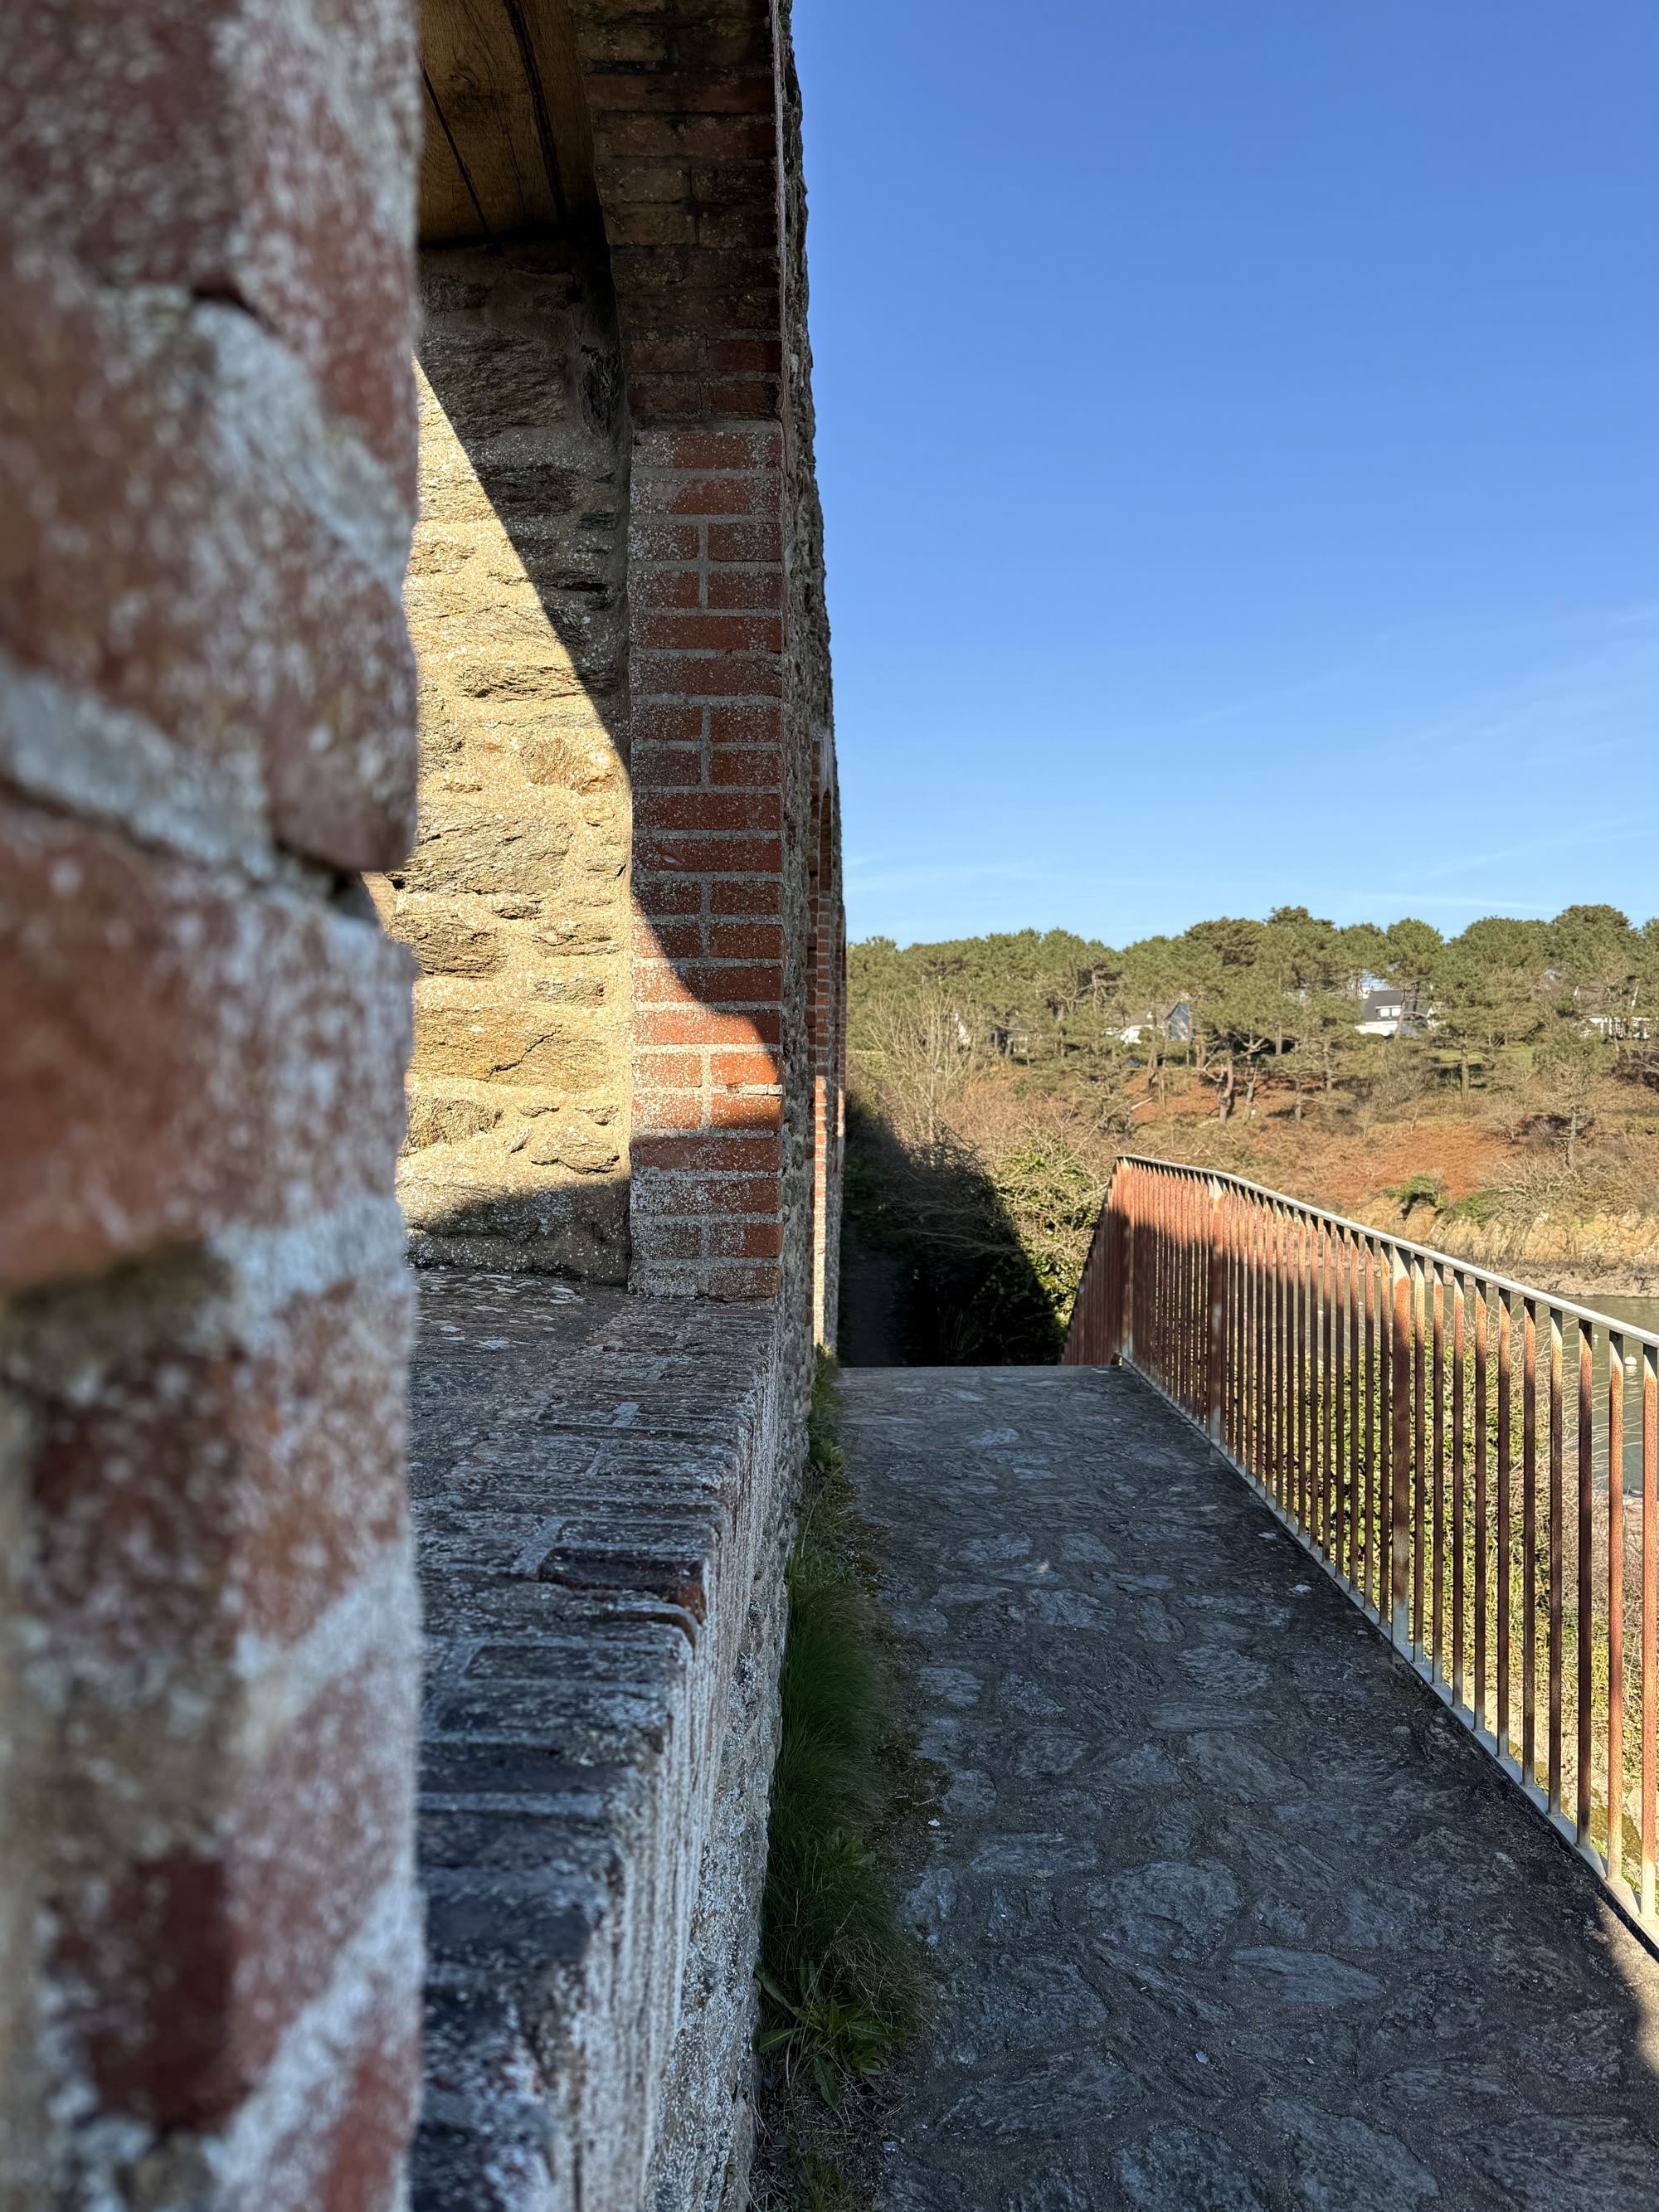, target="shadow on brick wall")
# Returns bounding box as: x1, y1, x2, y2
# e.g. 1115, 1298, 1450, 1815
838, 1098, 1061, 1367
